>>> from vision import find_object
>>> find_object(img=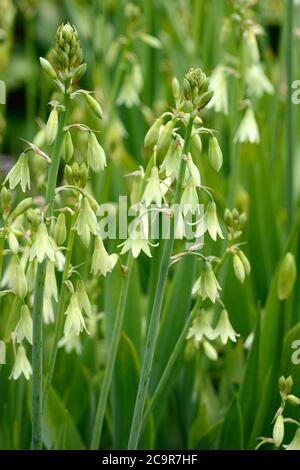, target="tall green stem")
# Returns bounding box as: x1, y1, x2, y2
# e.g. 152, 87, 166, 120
128, 117, 194, 450
43, 202, 79, 409
286, 0, 294, 229
90, 254, 134, 449
31, 91, 70, 450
